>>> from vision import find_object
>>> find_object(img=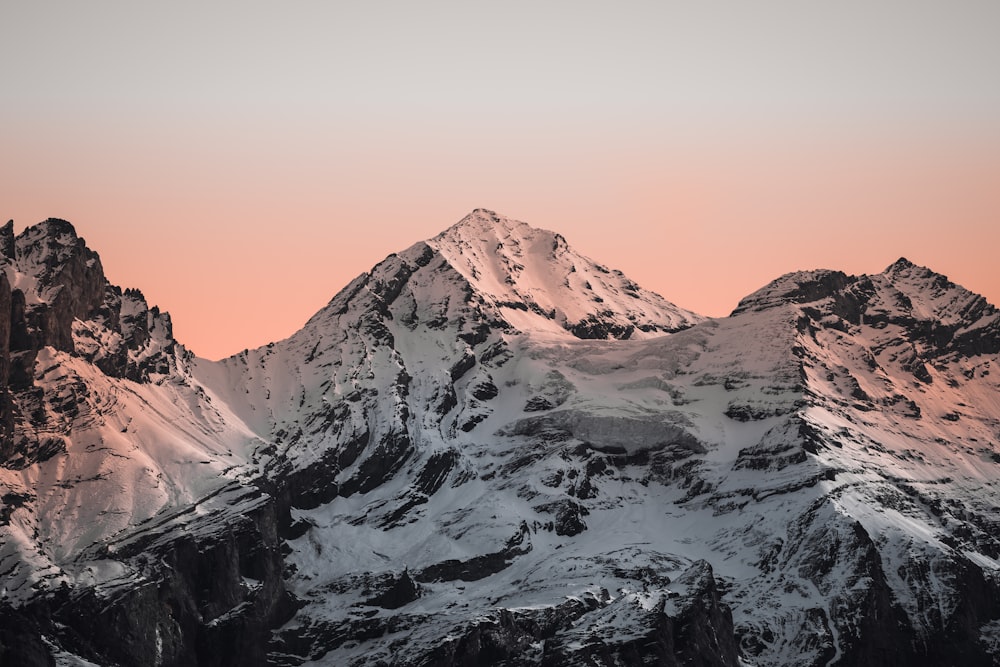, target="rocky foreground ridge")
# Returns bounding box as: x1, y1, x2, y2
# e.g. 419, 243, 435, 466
1, 210, 999, 666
